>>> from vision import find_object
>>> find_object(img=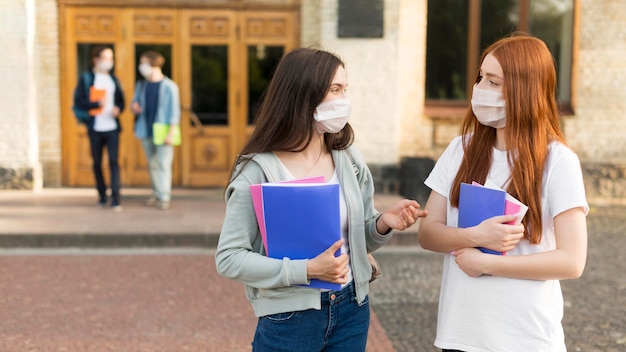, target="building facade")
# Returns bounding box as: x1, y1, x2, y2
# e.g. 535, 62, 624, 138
1, 0, 625, 204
